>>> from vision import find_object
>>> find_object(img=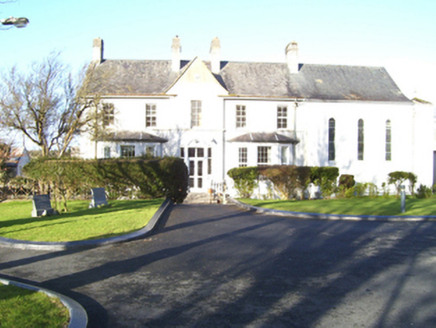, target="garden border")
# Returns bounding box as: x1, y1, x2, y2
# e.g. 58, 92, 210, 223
229, 198, 436, 222
0, 277, 87, 328
0, 198, 173, 251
